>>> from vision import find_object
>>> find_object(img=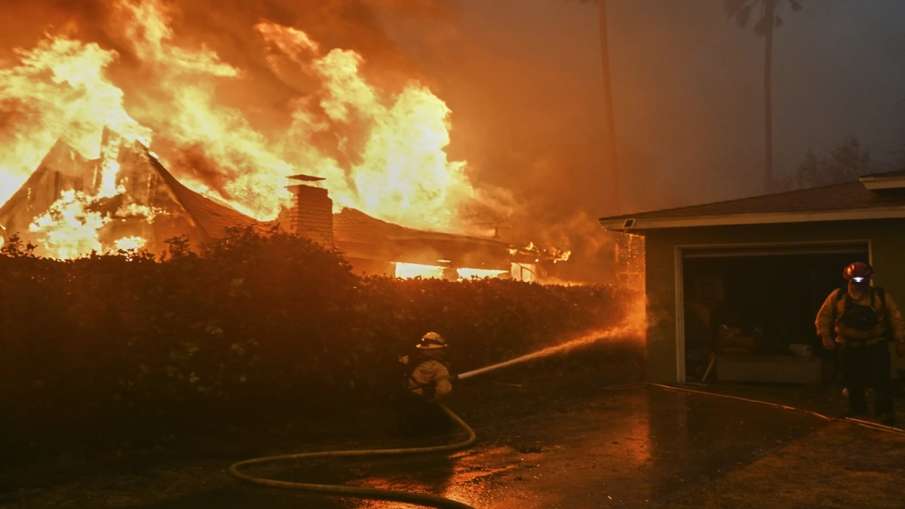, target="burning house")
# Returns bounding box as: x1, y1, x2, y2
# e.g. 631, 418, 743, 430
283, 175, 334, 246
278, 175, 518, 280
0, 3, 574, 283
0, 133, 524, 281
0, 133, 260, 257
600, 171, 905, 385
